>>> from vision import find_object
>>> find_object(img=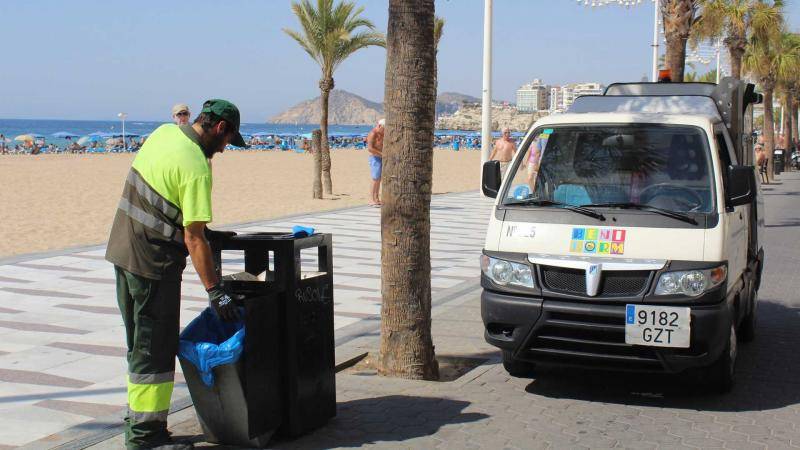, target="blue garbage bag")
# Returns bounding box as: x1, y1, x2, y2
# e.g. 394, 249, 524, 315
292, 225, 315, 237
178, 307, 245, 387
